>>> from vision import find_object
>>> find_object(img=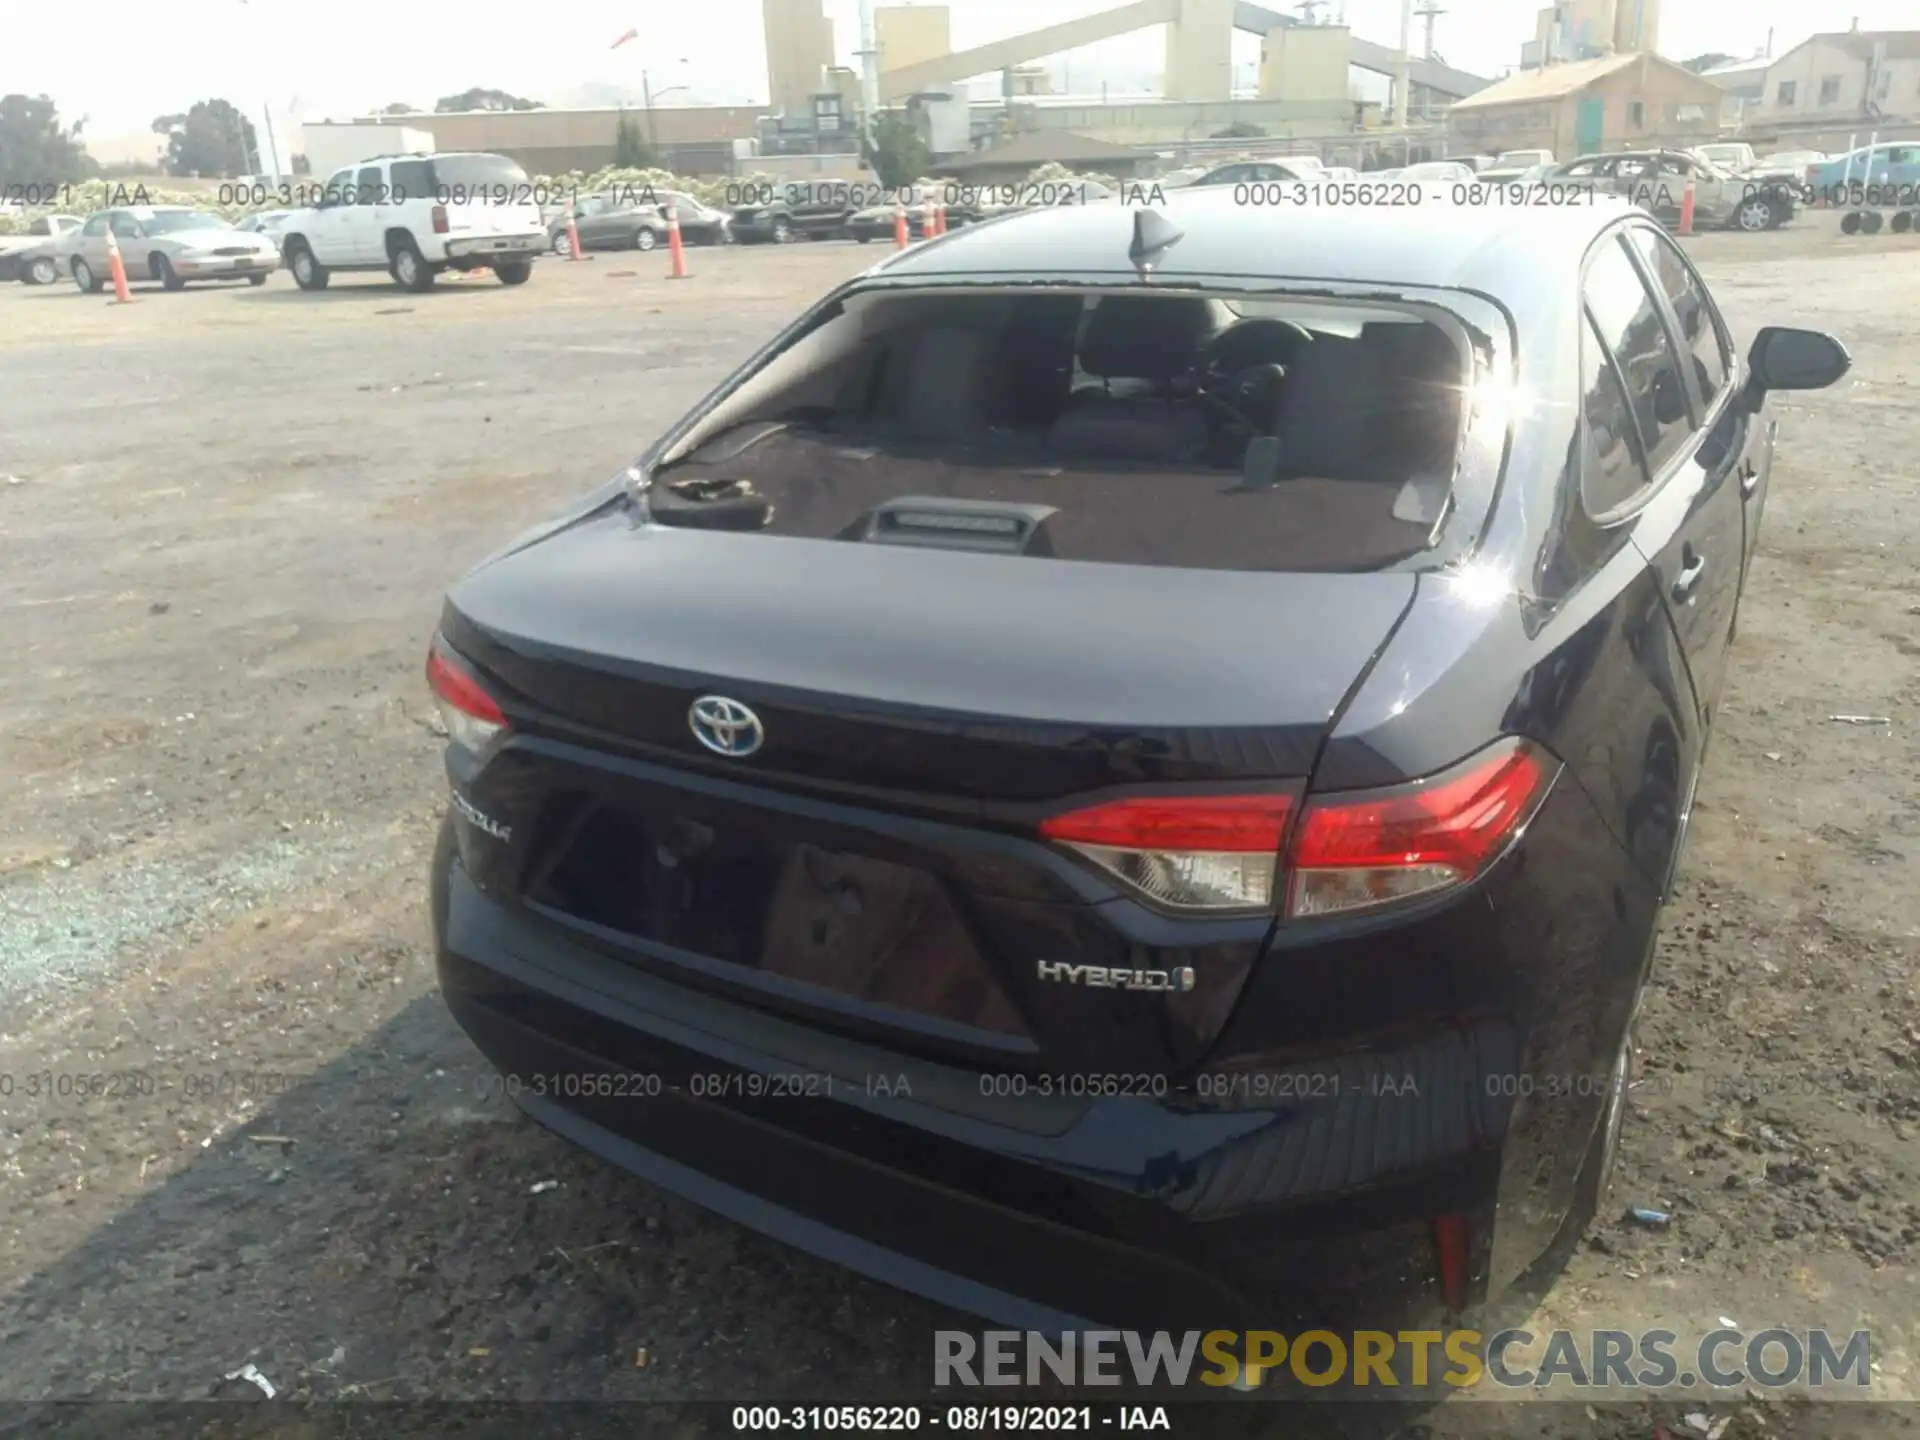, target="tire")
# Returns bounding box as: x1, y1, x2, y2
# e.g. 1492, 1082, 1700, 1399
770, 216, 792, 244
1860, 210, 1884, 235
247, 272, 269, 286
287, 240, 330, 291
1892, 210, 1915, 234
26, 255, 57, 285
389, 235, 435, 292
1732, 196, 1774, 233
1840, 210, 1863, 235
154, 254, 185, 291
72, 256, 103, 293
856, 233, 872, 243
551, 230, 573, 257
495, 259, 532, 285
633, 227, 658, 252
